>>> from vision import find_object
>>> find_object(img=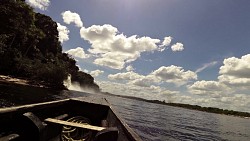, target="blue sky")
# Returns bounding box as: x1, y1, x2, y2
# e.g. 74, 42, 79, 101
27, 0, 250, 112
